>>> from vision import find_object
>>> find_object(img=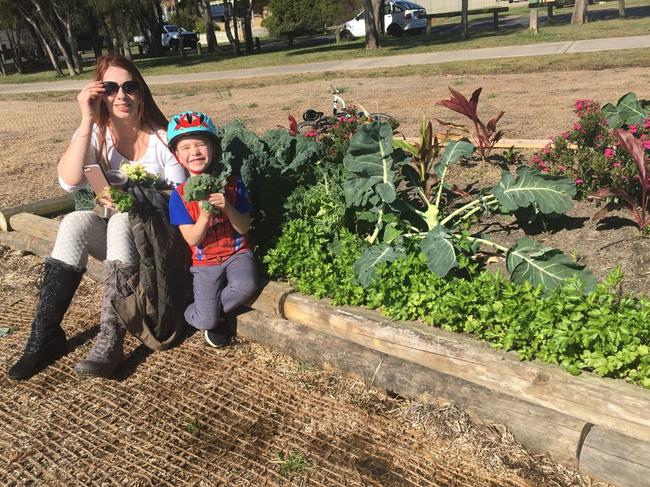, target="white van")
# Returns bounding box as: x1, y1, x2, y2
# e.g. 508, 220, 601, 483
341, 1, 427, 39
